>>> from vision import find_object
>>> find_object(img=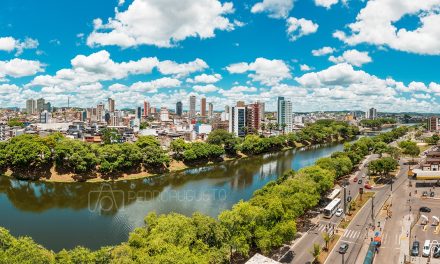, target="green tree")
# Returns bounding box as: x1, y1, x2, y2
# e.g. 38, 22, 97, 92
310, 243, 321, 264
100, 128, 121, 144
54, 139, 98, 174
322, 232, 330, 251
